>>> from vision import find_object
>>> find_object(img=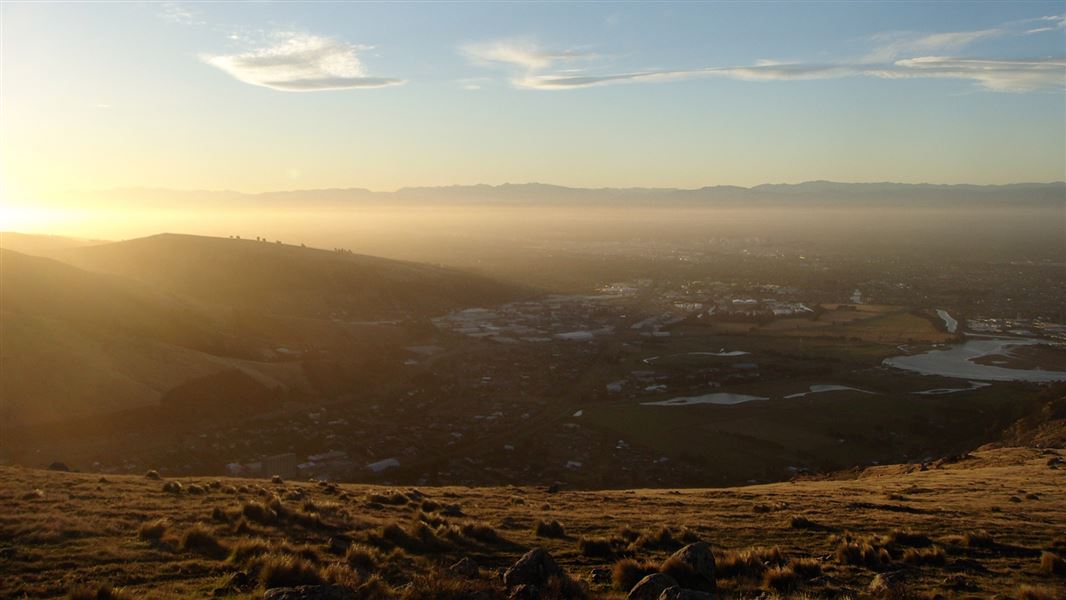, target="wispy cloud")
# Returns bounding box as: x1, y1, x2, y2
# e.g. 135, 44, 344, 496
158, 2, 204, 26
460, 39, 597, 79
202, 33, 405, 92
464, 18, 1065, 93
